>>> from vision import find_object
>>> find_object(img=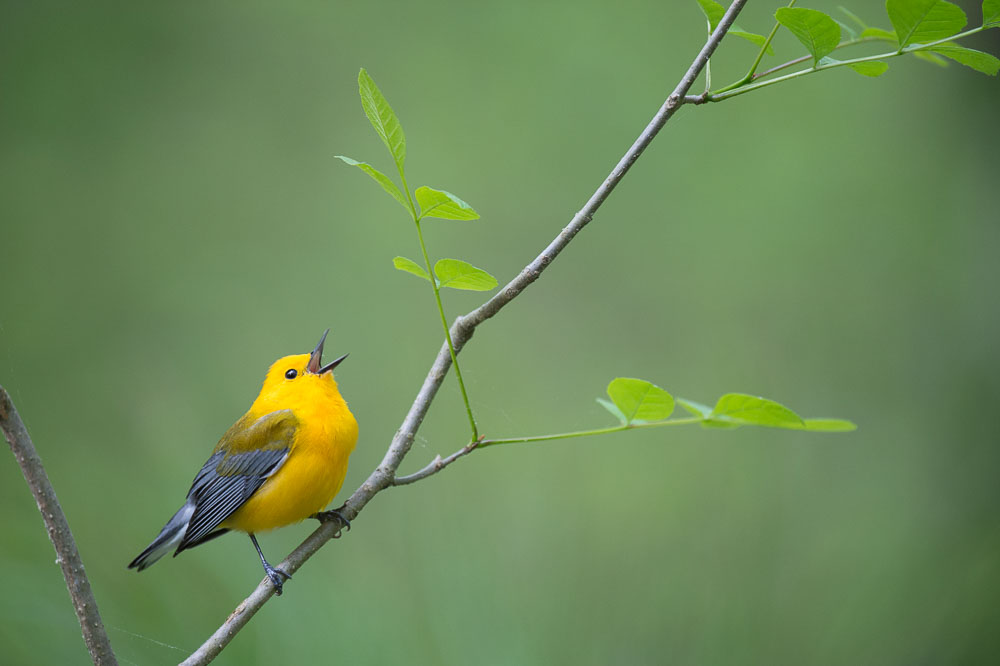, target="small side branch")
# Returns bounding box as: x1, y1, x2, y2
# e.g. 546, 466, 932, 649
392, 439, 481, 486
1, 386, 117, 666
